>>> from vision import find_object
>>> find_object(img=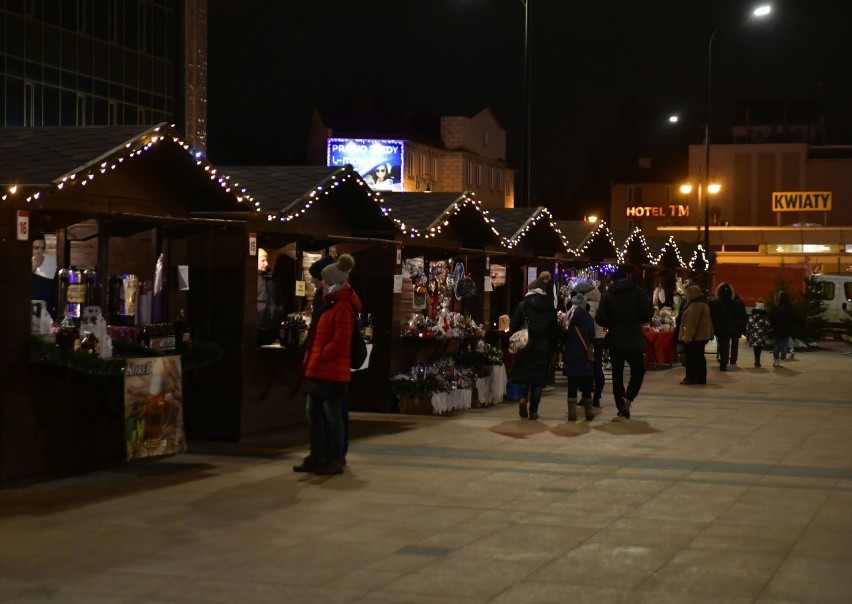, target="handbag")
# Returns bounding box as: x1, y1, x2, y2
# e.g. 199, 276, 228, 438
574, 326, 595, 363
509, 328, 529, 354
508, 301, 530, 354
